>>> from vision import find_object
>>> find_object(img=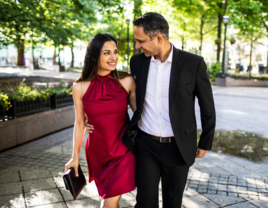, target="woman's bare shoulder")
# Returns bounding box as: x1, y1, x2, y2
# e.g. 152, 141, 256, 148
72, 81, 91, 96
120, 75, 134, 83
72, 82, 82, 93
